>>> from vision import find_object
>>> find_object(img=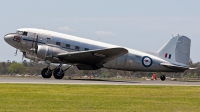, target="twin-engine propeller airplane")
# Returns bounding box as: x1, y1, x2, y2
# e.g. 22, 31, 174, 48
4, 28, 192, 80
